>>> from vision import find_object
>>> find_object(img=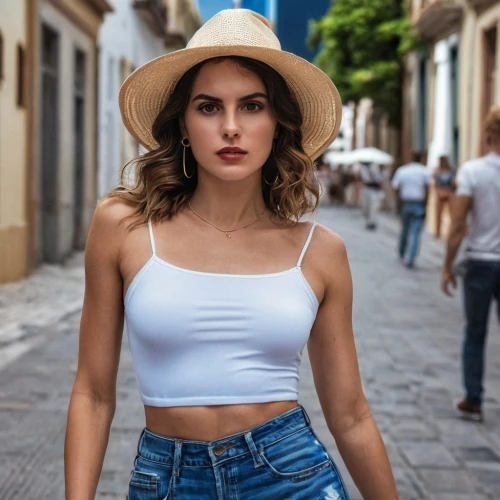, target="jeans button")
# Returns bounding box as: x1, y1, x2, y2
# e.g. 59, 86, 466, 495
214, 444, 226, 456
